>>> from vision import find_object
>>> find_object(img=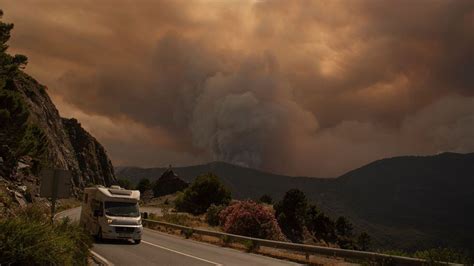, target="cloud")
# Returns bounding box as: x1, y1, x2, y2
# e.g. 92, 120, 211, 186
3, 0, 474, 176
